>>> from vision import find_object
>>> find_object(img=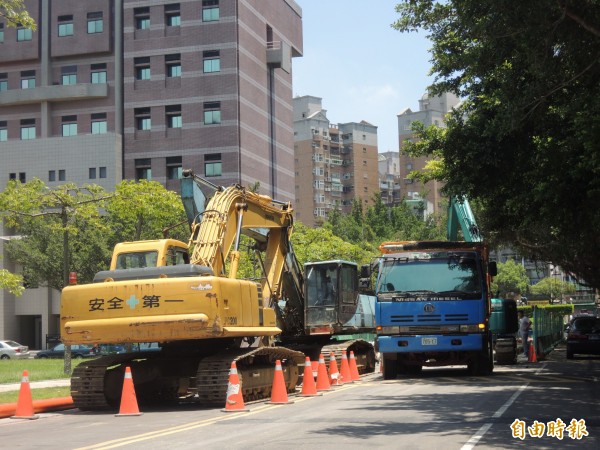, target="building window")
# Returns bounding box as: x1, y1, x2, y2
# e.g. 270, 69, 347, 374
166, 105, 182, 128
203, 102, 221, 125
89, 167, 97, 179
59, 169, 66, 181
18, 172, 26, 183
204, 153, 222, 177
203, 50, 220, 73
9, 173, 16, 180
62, 116, 77, 137
135, 158, 152, 180
165, 54, 181, 77
135, 57, 151, 80
91, 63, 107, 84
165, 4, 180, 26
202, 0, 219, 22
61, 65, 77, 85
135, 7, 150, 30
20, 119, 35, 140
58, 15, 73, 36
91, 113, 107, 134
48, 170, 56, 182
87, 12, 103, 33
135, 108, 151, 130
21, 70, 35, 89
166, 156, 182, 180
99, 167, 107, 179
0, 73, 6, 91
0, 23, 4, 43
0, 121, 6, 142
17, 26, 32, 41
